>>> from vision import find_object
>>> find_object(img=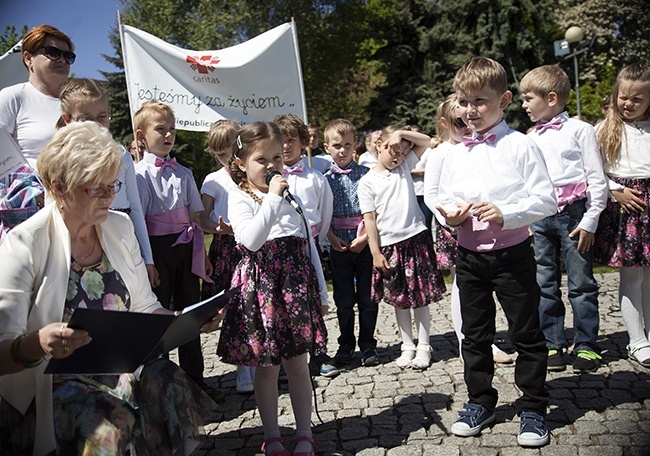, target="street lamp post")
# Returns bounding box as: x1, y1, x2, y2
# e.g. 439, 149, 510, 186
565, 26, 584, 118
